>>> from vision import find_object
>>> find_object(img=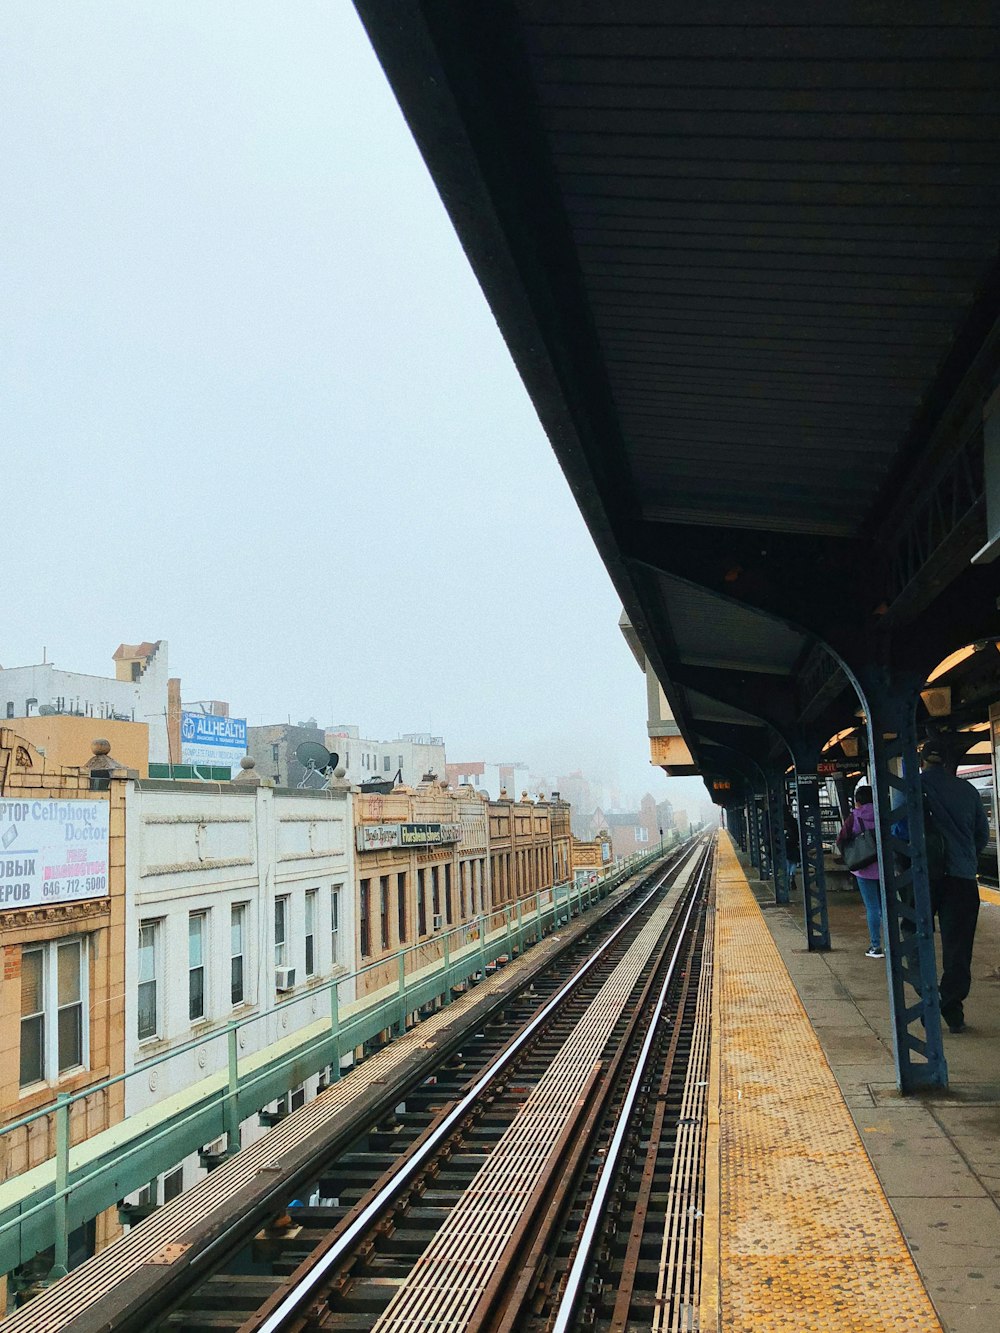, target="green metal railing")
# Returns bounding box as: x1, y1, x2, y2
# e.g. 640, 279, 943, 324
0, 847, 669, 1277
